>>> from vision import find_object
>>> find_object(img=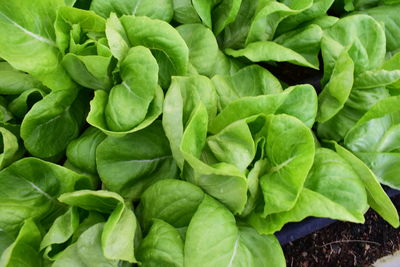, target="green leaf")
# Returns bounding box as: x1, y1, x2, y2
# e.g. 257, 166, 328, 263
274, 24, 323, 69
211, 64, 282, 110
66, 127, 106, 175
276, 0, 335, 34
207, 119, 256, 172
58, 190, 137, 263
105, 46, 158, 132
212, 0, 242, 35
317, 87, 390, 141
185, 196, 285, 267
353, 70, 400, 90
62, 54, 113, 90
53, 223, 118, 267
172, 0, 201, 24
317, 50, 354, 122
0, 219, 42, 267
96, 121, 178, 200
322, 15, 385, 76
180, 104, 248, 213
102, 203, 137, 262
226, 41, 318, 69
333, 143, 399, 228
259, 114, 315, 216
40, 207, 80, 260
120, 15, 189, 77
105, 13, 129, 61
163, 75, 218, 168
87, 85, 163, 137
55, 6, 106, 54
248, 188, 364, 234
245, 0, 312, 45
192, 0, 220, 28
304, 148, 368, 218
8, 88, 46, 119
177, 24, 219, 77
0, 62, 44, 95
138, 179, 205, 232
0, 127, 22, 170
360, 4, 400, 52
137, 219, 184, 267
21, 89, 89, 158
0, 0, 74, 90
210, 84, 317, 133
91, 0, 174, 22
0, 158, 92, 234
345, 96, 400, 153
